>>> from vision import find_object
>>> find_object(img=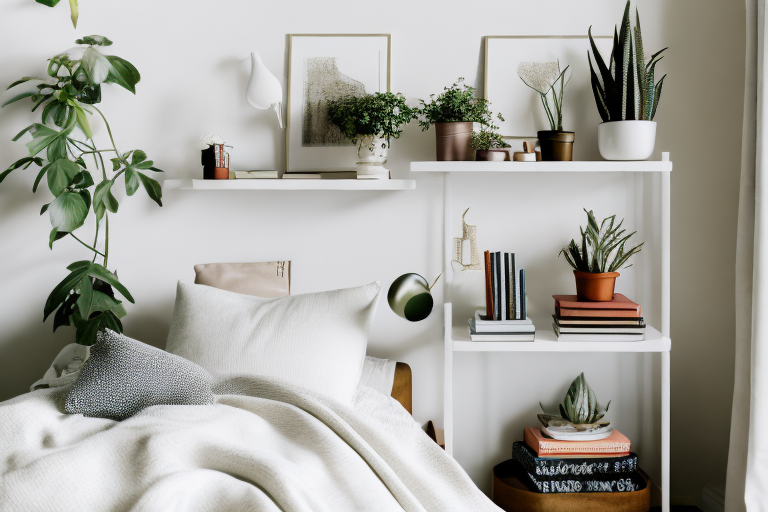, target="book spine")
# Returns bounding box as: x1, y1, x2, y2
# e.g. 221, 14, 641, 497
490, 253, 498, 321
500, 252, 507, 321
484, 251, 492, 319
512, 442, 638, 477
520, 269, 527, 319
494, 252, 503, 320
556, 307, 642, 318
503, 253, 509, 321
525, 428, 630, 455
520, 469, 645, 494
509, 254, 516, 320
